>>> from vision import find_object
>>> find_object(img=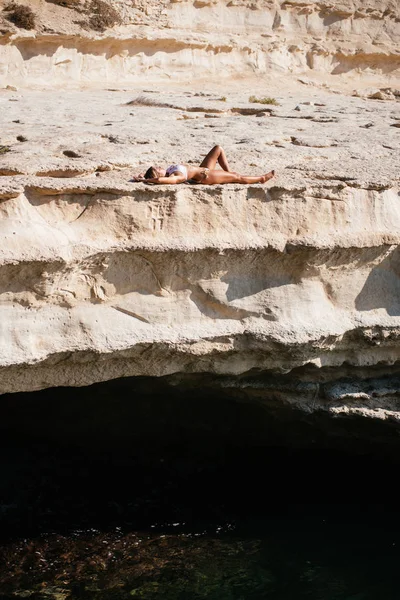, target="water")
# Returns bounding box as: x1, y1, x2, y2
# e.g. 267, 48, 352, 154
1, 440, 399, 600
1, 512, 400, 599
1, 378, 400, 599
